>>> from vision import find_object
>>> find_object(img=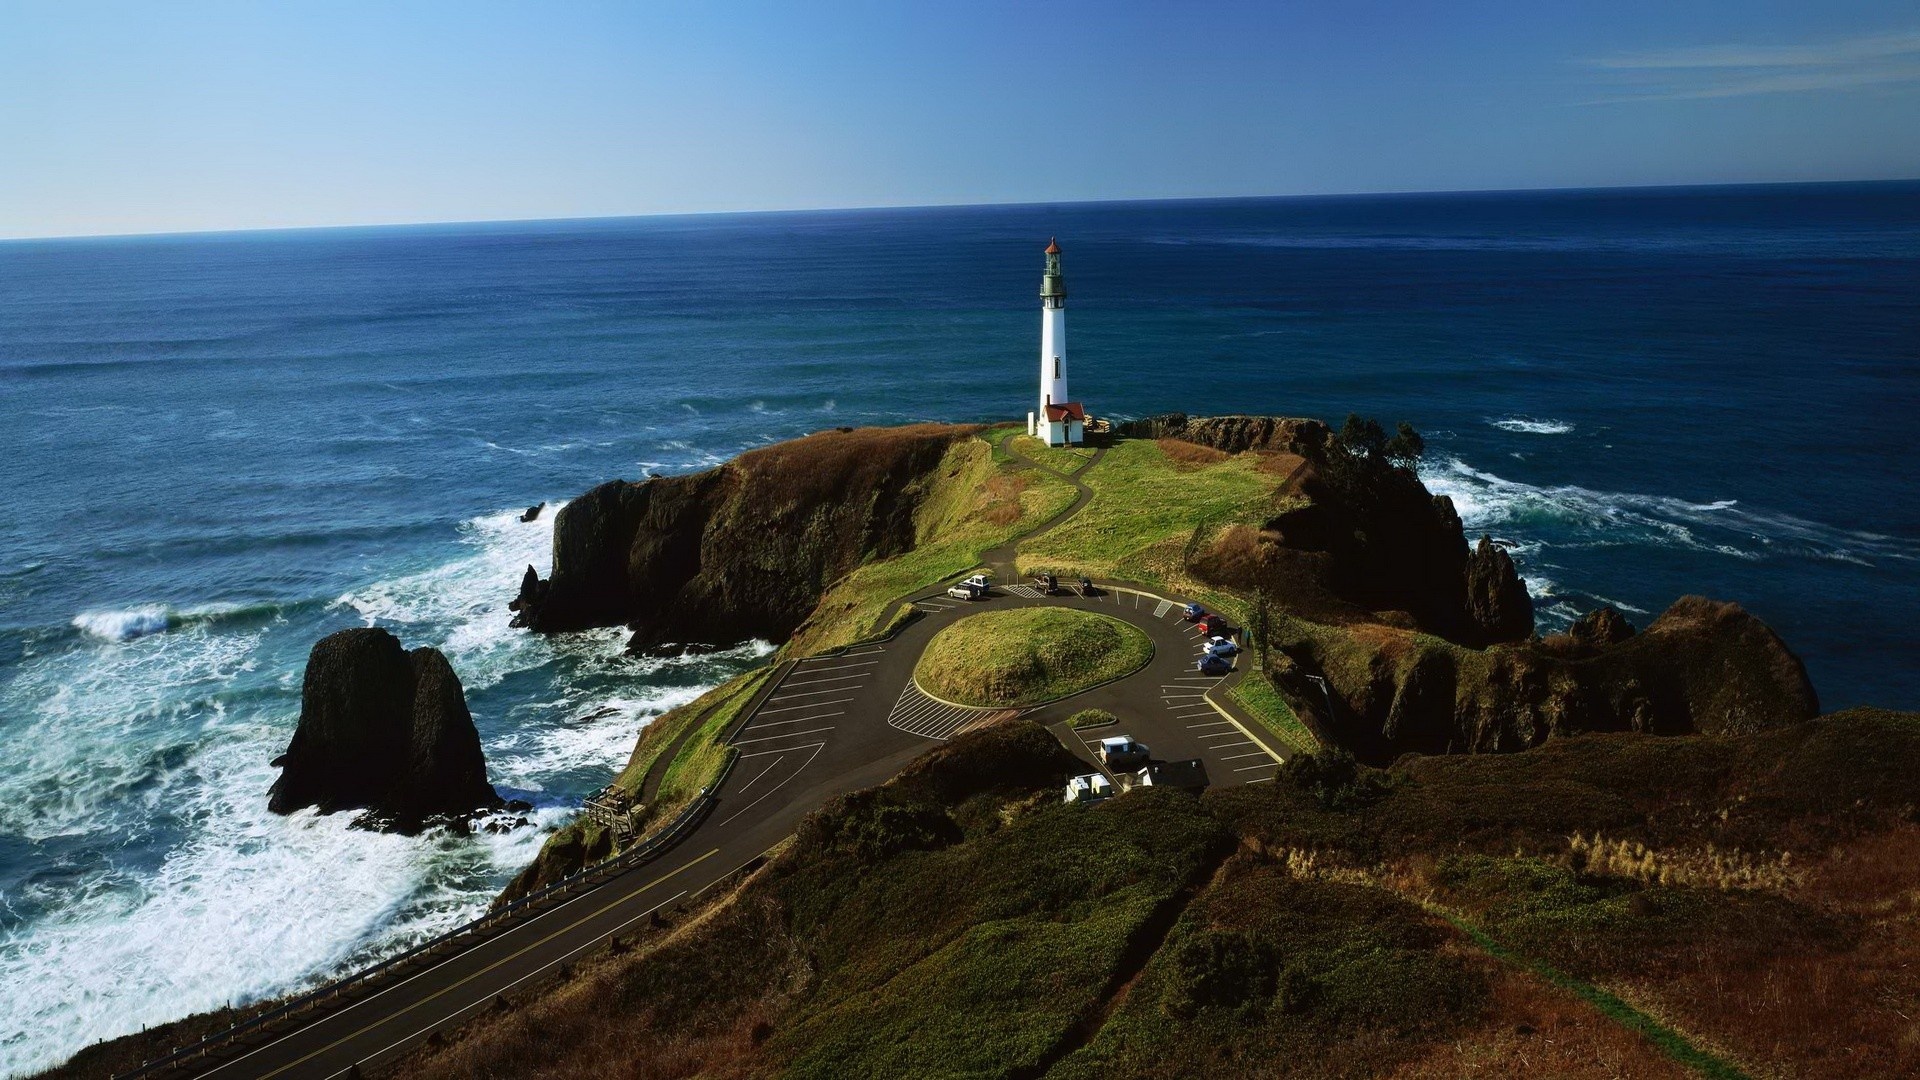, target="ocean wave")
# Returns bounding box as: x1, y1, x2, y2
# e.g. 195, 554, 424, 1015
1487, 417, 1573, 435
70, 601, 296, 643
1421, 457, 1918, 568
